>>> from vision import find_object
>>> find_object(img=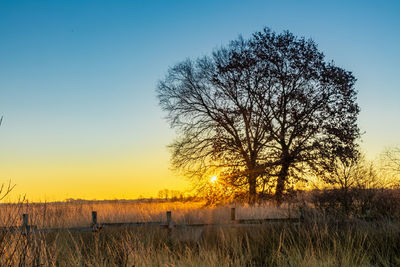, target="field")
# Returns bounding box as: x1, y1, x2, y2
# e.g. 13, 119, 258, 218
0, 199, 399, 266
